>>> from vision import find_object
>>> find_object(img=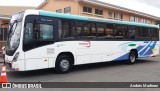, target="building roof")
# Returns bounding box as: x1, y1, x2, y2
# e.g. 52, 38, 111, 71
0, 6, 35, 20
36, 0, 48, 9
0, 6, 35, 16
0, 14, 11, 20
81, 0, 159, 19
